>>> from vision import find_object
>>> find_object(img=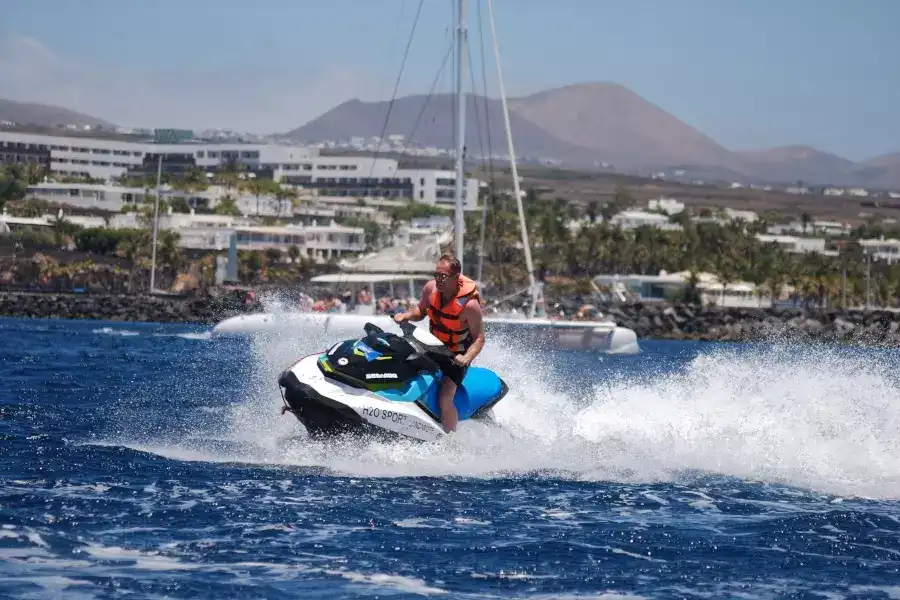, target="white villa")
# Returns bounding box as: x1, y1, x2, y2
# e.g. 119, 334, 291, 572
858, 238, 900, 264
593, 271, 768, 308
766, 220, 851, 236
23, 181, 396, 225
0, 208, 365, 260
755, 234, 837, 256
